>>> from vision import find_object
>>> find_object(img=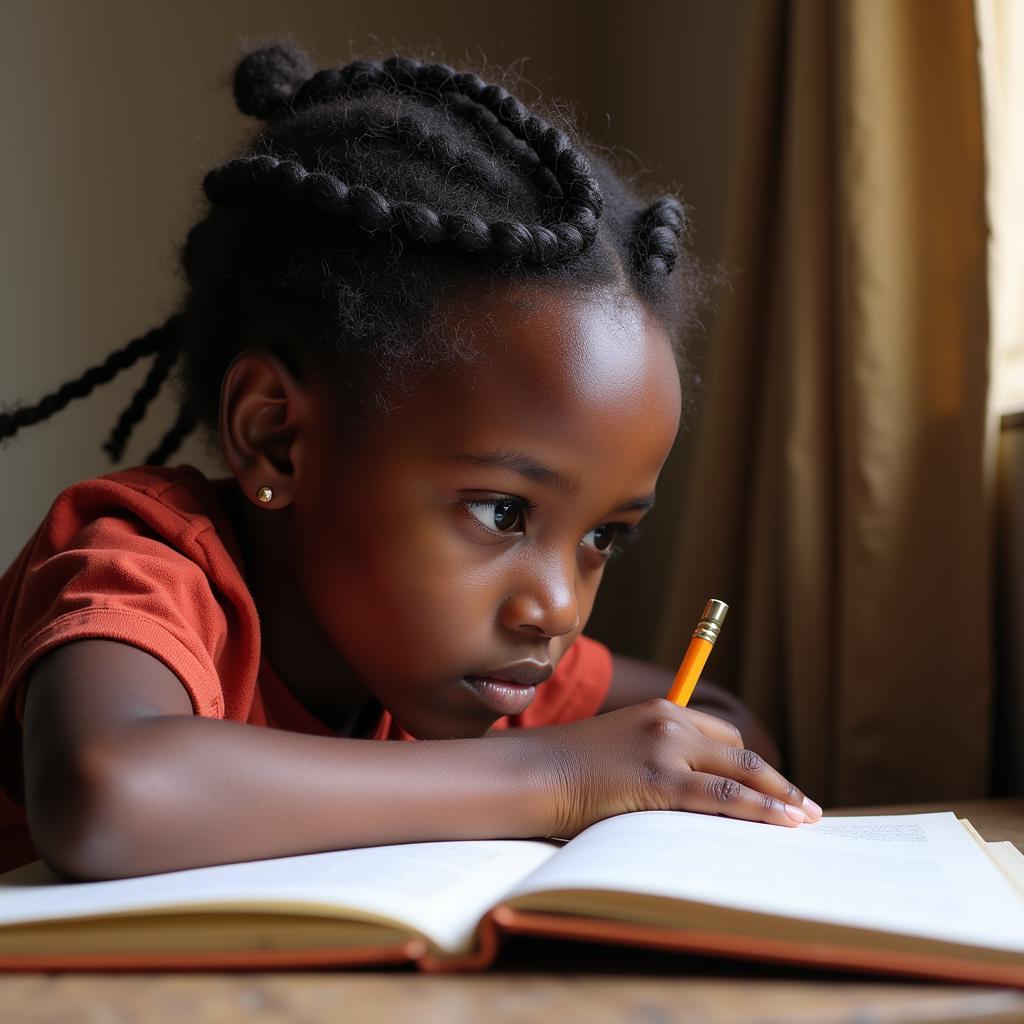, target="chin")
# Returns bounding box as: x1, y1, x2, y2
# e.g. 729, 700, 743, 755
392, 707, 496, 741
